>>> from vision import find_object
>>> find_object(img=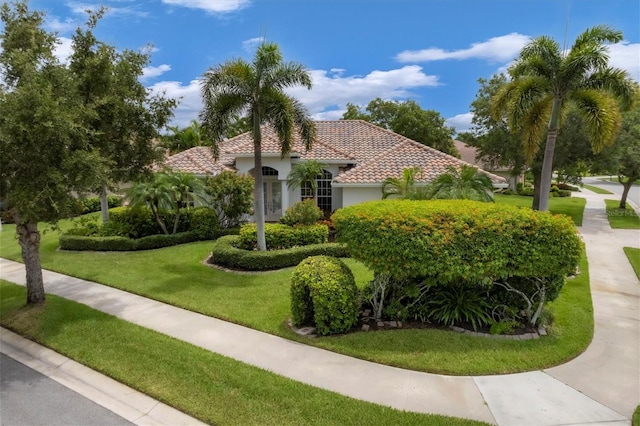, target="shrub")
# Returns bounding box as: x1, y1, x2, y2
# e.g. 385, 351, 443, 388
518, 186, 534, 196
204, 171, 254, 228
290, 256, 359, 336
557, 189, 572, 197
236, 223, 328, 250
209, 235, 348, 271
427, 284, 492, 331
280, 199, 323, 226
81, 195, 123, 214
332, 200, 582, 282
108, 206, 160, 238
185, 206, 220, 240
